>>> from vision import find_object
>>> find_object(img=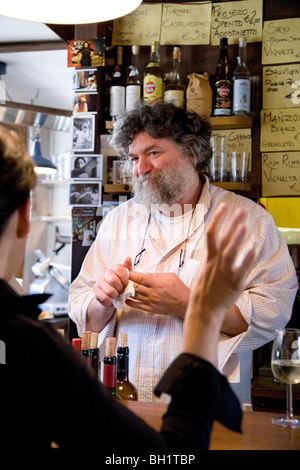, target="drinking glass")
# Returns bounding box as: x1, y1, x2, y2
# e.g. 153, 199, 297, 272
209, 136, 227, 182
229, 151, 249, 182
271, 328, 300, 428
